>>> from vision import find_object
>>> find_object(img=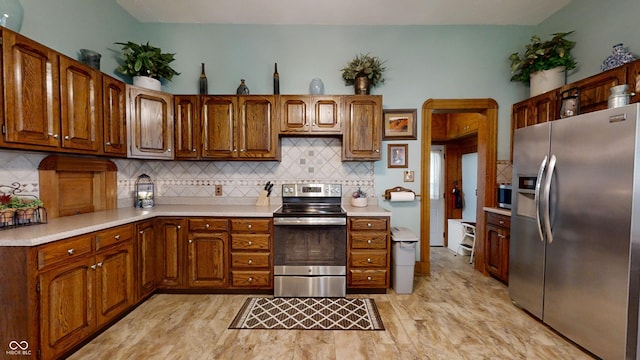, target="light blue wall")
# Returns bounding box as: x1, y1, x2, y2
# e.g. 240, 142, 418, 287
12, 0, 638, 236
